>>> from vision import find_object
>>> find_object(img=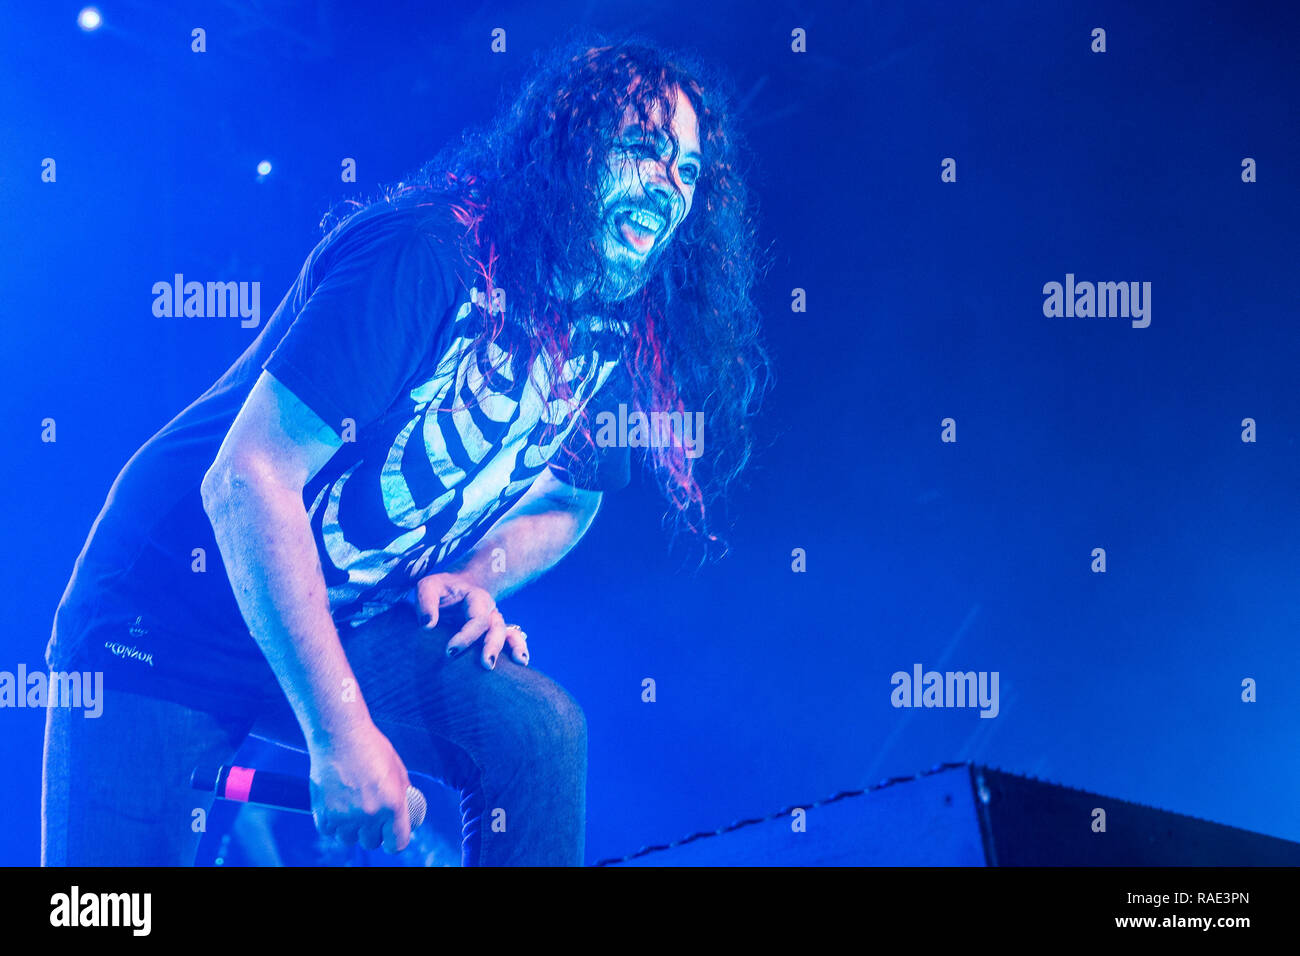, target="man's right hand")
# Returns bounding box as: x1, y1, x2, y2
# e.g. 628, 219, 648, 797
307, 721, 414, 854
